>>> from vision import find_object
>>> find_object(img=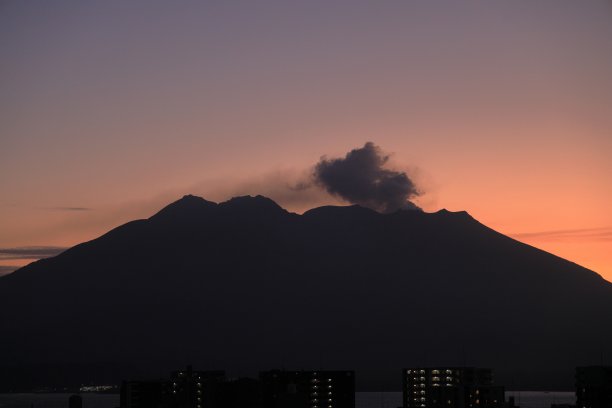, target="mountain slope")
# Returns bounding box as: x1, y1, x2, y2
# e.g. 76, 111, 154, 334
1, 195, 610, 390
